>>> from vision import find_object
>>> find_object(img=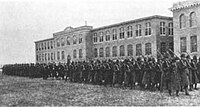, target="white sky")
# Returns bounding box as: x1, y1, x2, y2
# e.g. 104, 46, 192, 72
0, 0, 186, 64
